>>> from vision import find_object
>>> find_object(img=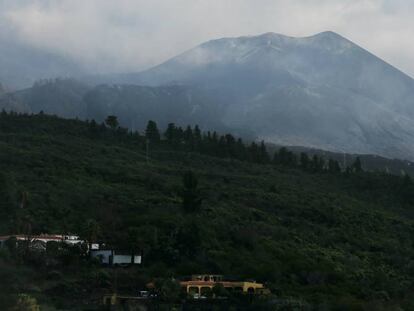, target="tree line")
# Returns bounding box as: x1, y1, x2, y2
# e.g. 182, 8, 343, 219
105, 116, 363, 175
0, 109, 382, 176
